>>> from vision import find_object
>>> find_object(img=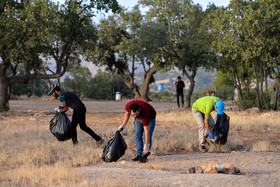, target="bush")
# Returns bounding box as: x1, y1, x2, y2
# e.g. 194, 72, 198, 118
234, 89, 256, 110
149, 91, 176, 102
